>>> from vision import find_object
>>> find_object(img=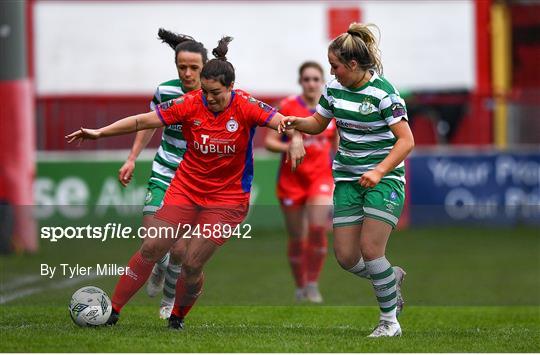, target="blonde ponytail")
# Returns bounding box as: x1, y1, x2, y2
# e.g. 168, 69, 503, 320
329, 22, 383, 75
